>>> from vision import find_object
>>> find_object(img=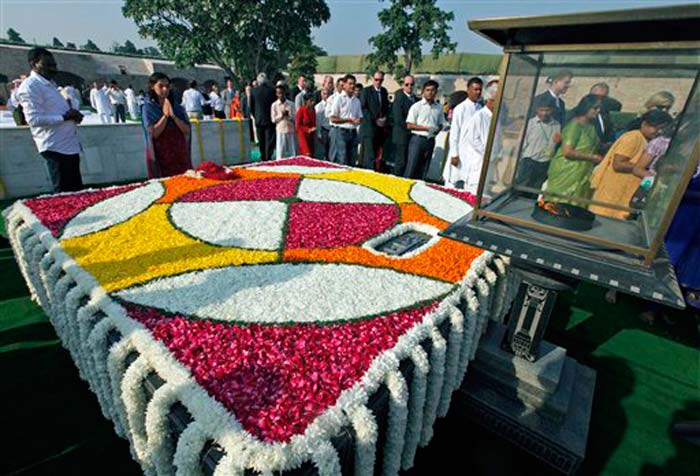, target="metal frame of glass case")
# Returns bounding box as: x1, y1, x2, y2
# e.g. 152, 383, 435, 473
443, 5, 700, 308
